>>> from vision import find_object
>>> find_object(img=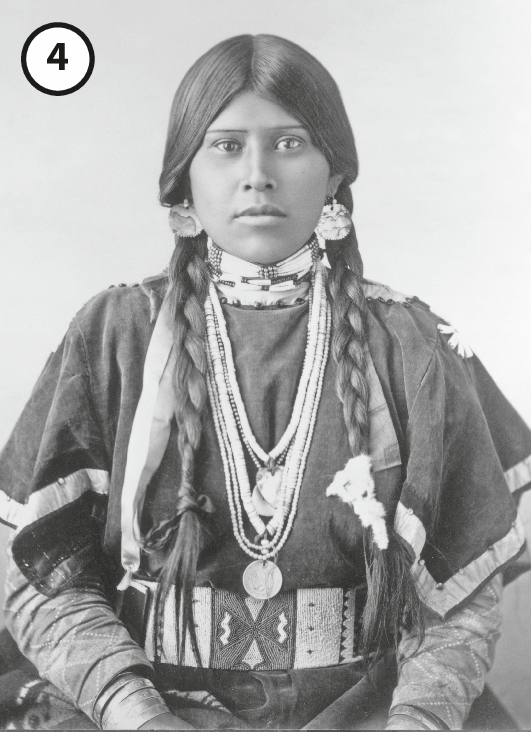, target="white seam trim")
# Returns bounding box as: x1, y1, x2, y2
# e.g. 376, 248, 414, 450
504, 454, 531, 493
3, 469, 110, 532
